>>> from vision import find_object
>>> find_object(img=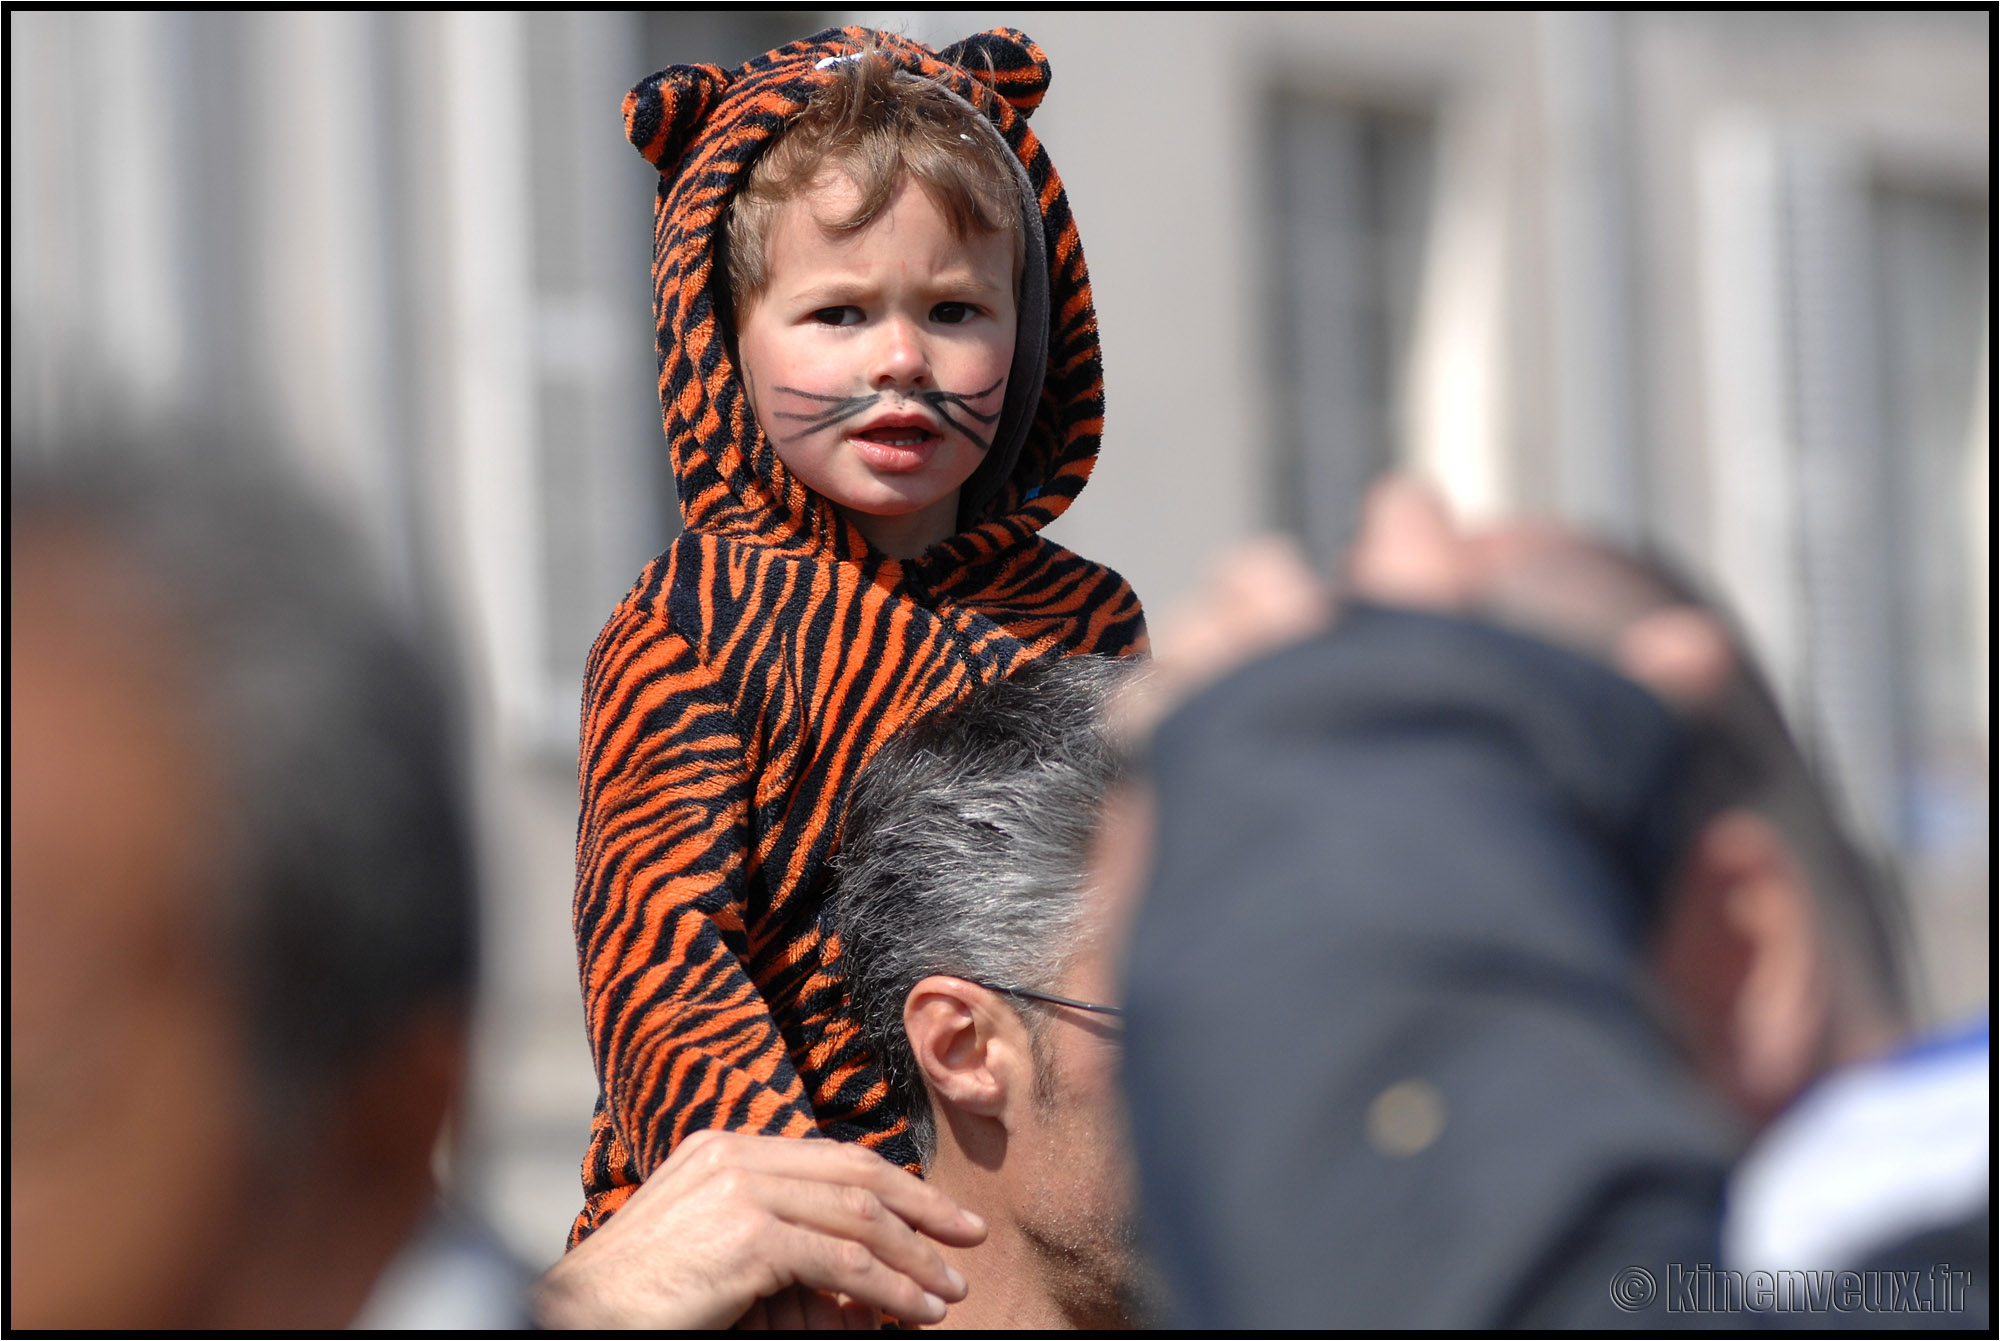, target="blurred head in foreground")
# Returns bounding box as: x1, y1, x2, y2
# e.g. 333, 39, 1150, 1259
9, 419, 475, 1329
1458, 525, 1914, 1119
834, 656, 1150, 1329
1111, 483, 1950, 1326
